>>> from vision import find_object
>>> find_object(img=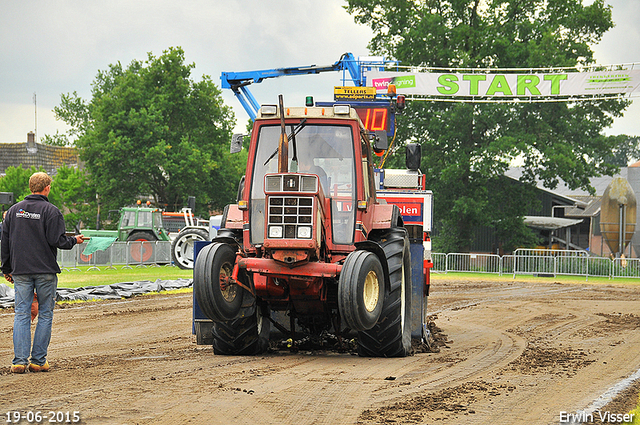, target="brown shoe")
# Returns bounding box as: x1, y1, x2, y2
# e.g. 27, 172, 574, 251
28, 361, 49, 372
10, 364, 27, 374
